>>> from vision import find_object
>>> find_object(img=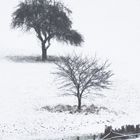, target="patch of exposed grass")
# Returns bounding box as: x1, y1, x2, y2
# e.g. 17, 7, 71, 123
41, 104, 113, 114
